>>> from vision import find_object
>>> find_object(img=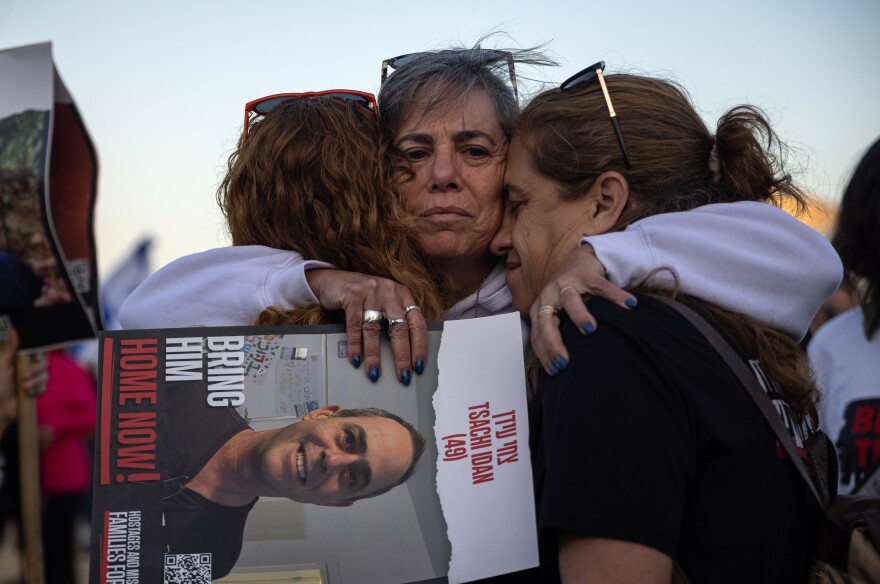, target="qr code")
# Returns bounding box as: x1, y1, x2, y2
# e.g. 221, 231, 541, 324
164, 553, 211, 583
65, 258, 91, 294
